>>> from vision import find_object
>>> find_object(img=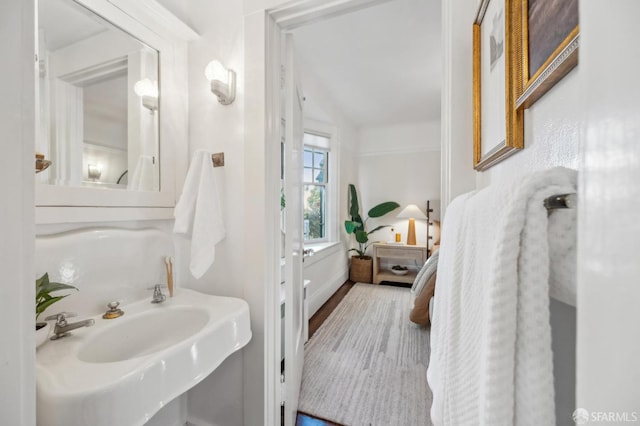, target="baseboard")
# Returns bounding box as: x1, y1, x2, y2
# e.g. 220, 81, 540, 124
186, 417, 215, 426
308, 268, 348, 316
